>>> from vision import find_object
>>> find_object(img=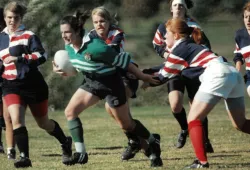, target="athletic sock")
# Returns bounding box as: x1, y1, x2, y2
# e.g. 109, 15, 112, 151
68, 118, 86, 153
188, 120, 207, 162
48, 120, 67, 144
131, 119, 155, 143
13, 127, 29, 158
202, 117, 209, 142
173, 108, 188, 130
241, 119, 250, 134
